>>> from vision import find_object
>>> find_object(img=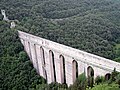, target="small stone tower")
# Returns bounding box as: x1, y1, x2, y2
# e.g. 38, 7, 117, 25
10, 21, 16, 28
1, 10, 9, 21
